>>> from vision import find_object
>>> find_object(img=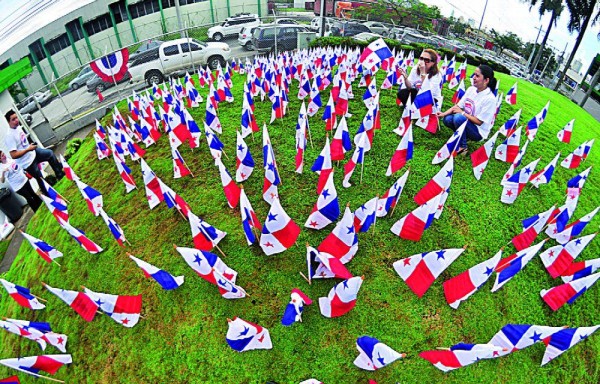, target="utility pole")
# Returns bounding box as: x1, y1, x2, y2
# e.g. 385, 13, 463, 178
526, 25, 543, 73
476, 0, 489, 47
319, 0, 327, 38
